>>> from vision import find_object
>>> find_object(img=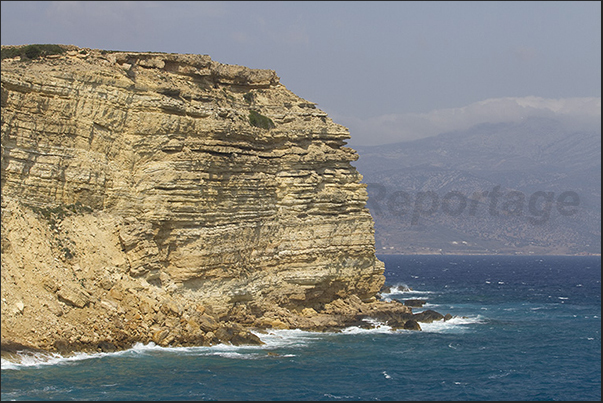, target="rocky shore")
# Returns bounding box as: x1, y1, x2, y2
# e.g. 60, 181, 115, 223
1, 283, 450, 359
1, 45, 448, 359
